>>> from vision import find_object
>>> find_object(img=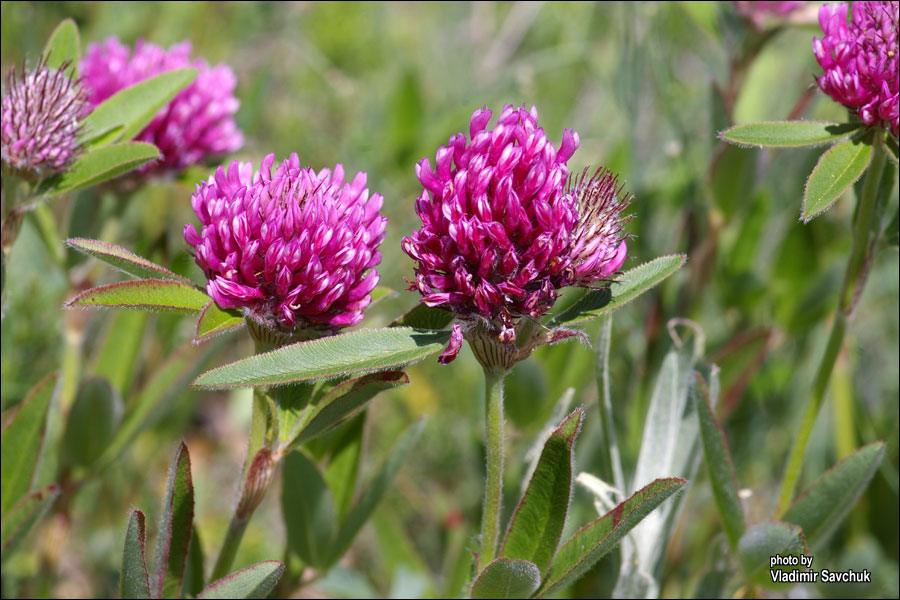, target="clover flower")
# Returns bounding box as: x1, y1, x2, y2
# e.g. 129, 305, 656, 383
81, 38, 243, 173
1, 59, 88, 180
402, 105, 629, 366
813, 1, 899, 135
184, 154, 387, 335
734, 1, 807, 27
